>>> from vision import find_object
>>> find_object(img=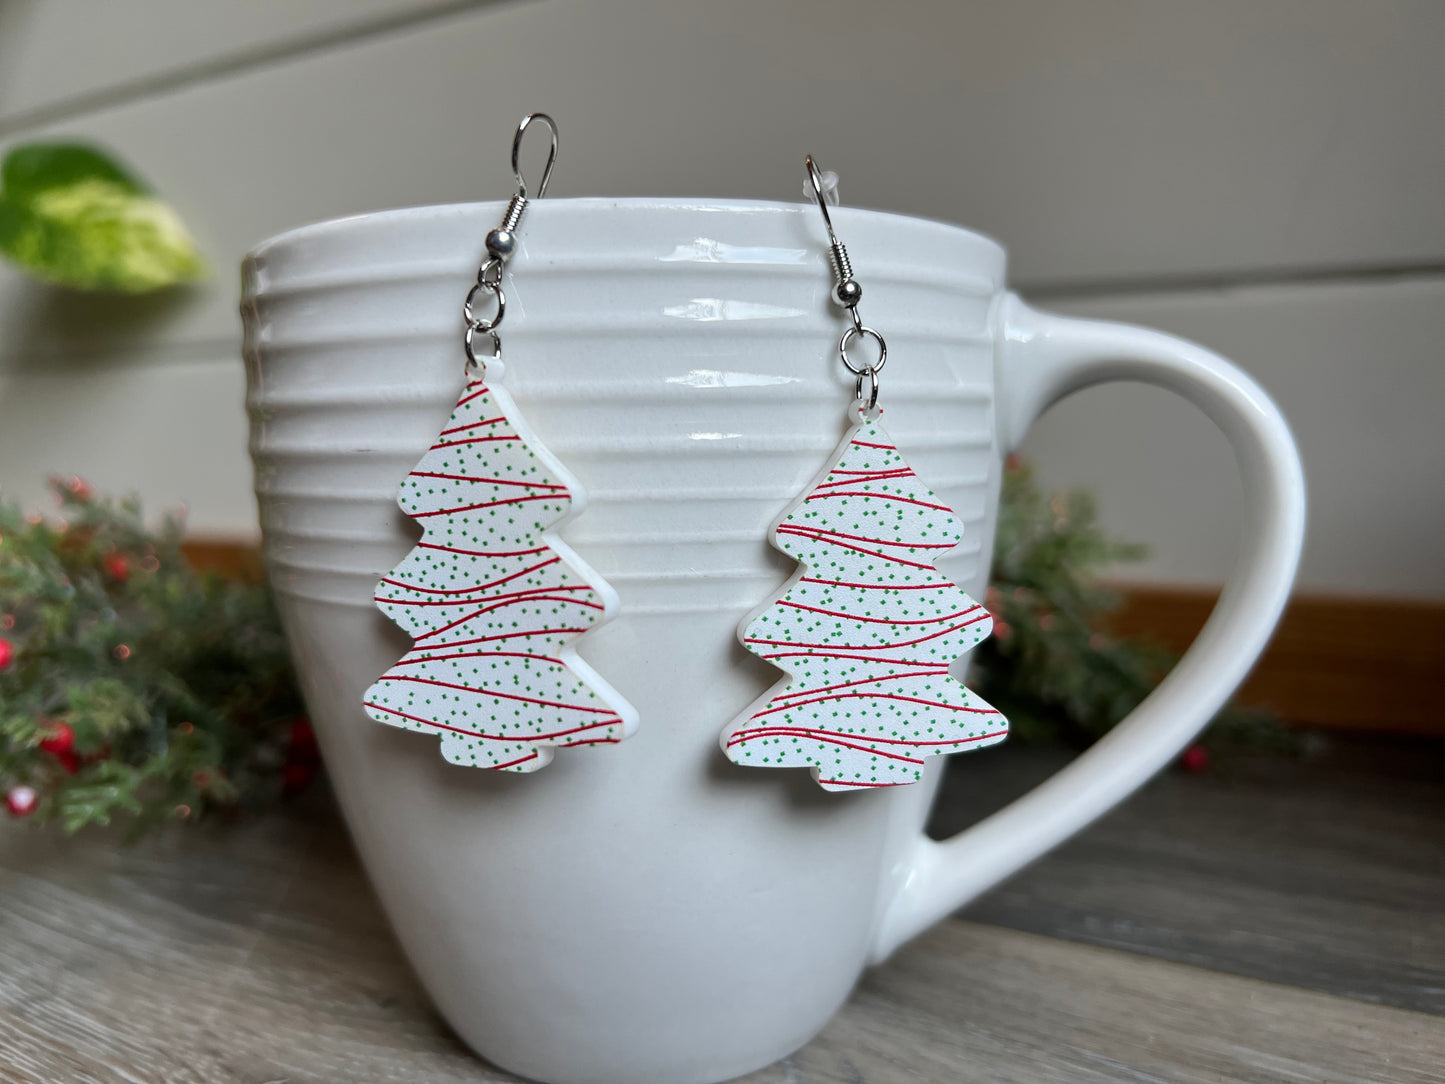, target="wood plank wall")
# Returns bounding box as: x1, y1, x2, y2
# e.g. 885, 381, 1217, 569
1110, 588, 1445, 735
